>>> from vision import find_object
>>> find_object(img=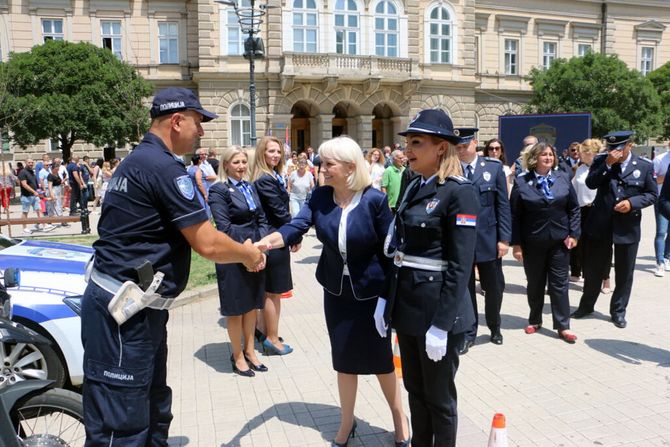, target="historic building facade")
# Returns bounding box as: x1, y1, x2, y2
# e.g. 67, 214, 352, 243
1, 0, 669, 156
